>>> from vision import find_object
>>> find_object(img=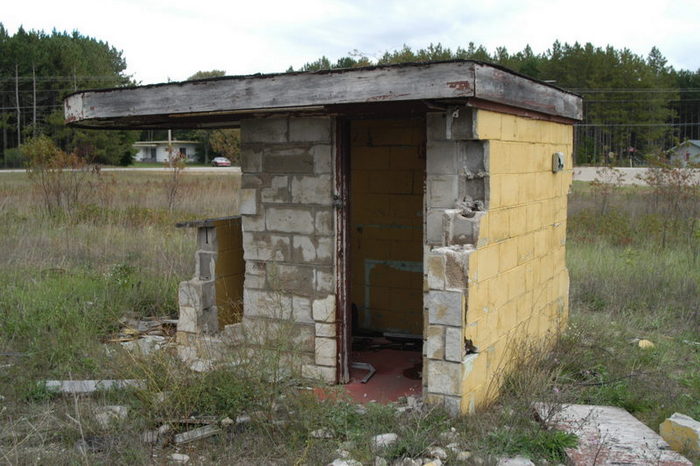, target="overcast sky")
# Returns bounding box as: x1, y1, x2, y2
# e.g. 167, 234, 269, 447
4, 0, 700, 84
